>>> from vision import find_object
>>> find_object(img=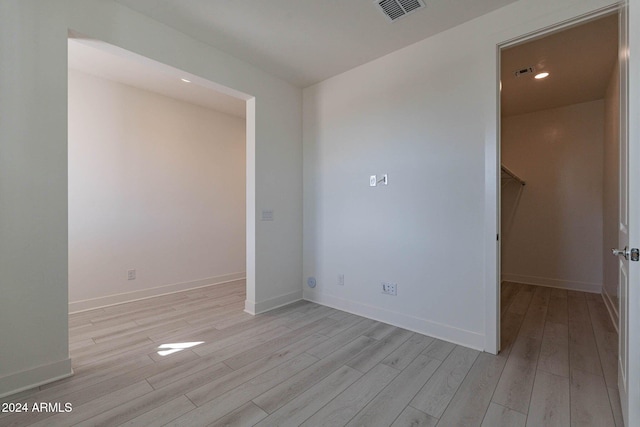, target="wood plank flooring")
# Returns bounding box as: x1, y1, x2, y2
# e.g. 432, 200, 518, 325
0, 280, 622, 426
